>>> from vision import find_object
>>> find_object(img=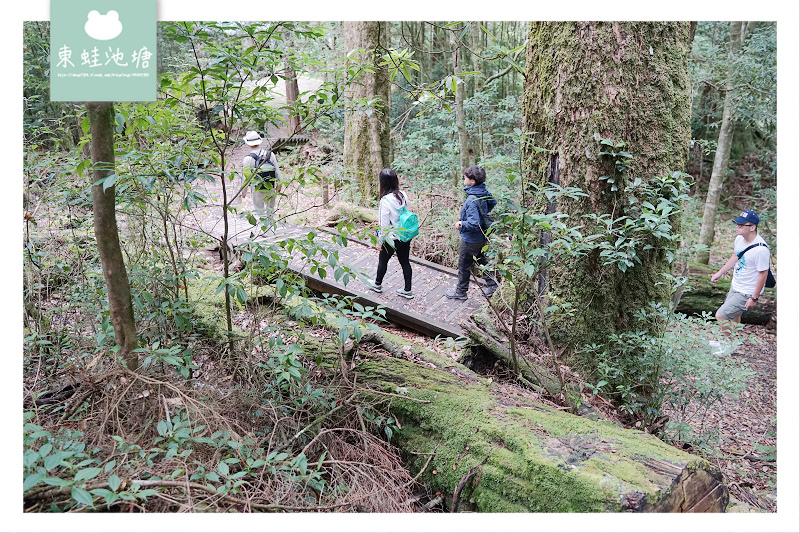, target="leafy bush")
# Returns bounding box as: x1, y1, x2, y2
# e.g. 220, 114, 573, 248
582, 303, 754, 443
